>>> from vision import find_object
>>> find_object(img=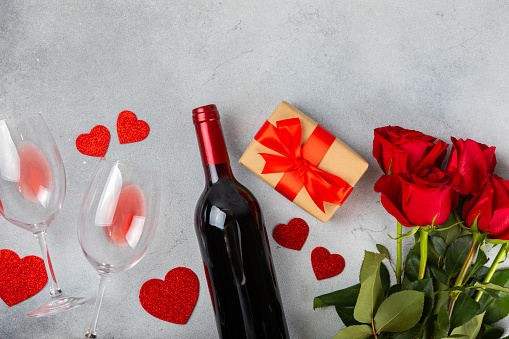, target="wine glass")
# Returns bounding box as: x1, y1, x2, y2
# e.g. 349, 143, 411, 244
78, 159, 160, 338
0, 113, 87, 317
